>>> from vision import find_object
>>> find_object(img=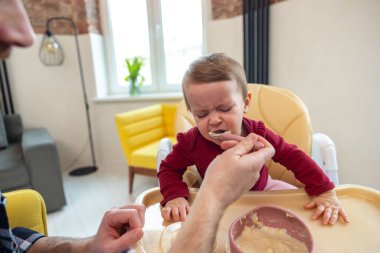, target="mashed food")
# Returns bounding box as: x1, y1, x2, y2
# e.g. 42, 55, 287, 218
208, 130, 231, 138
236, 213, 309, 253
